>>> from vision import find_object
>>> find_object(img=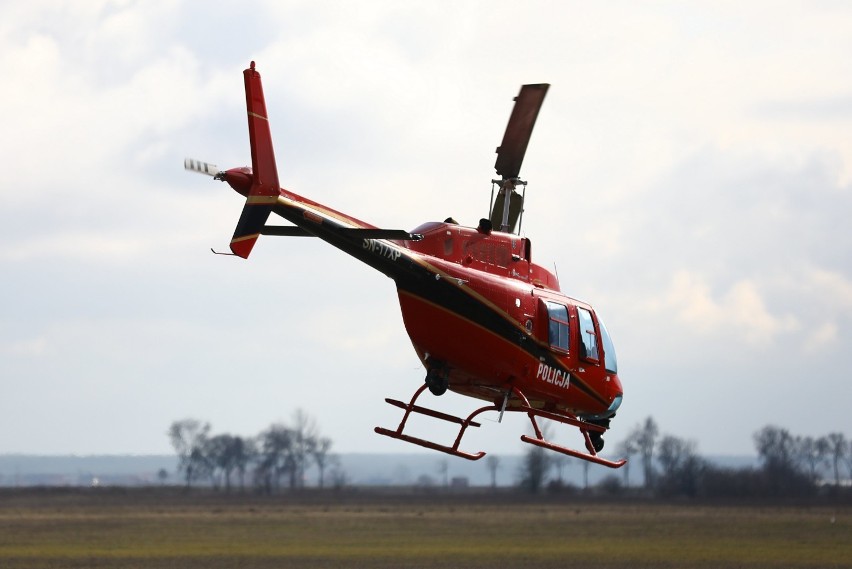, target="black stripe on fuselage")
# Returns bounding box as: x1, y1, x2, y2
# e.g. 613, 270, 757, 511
393, 264, 607, 408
